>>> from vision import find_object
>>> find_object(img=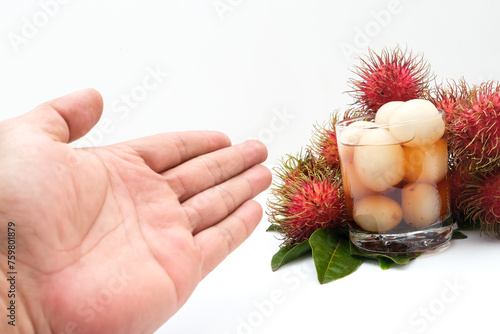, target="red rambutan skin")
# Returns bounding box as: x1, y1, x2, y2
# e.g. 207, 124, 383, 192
283, 178, 345, 244
461, 169, 500, 238
267, 152, 346, 246
449, 167, 470, 214
349, 46, 433, 112
431, 79, 469, 123
478, 174, 500, 226
448, 165, 477, 219
433, 80, 500, 172
277, 151, 318, 186
310, 112, 343, 169
316, 130, 339, 166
